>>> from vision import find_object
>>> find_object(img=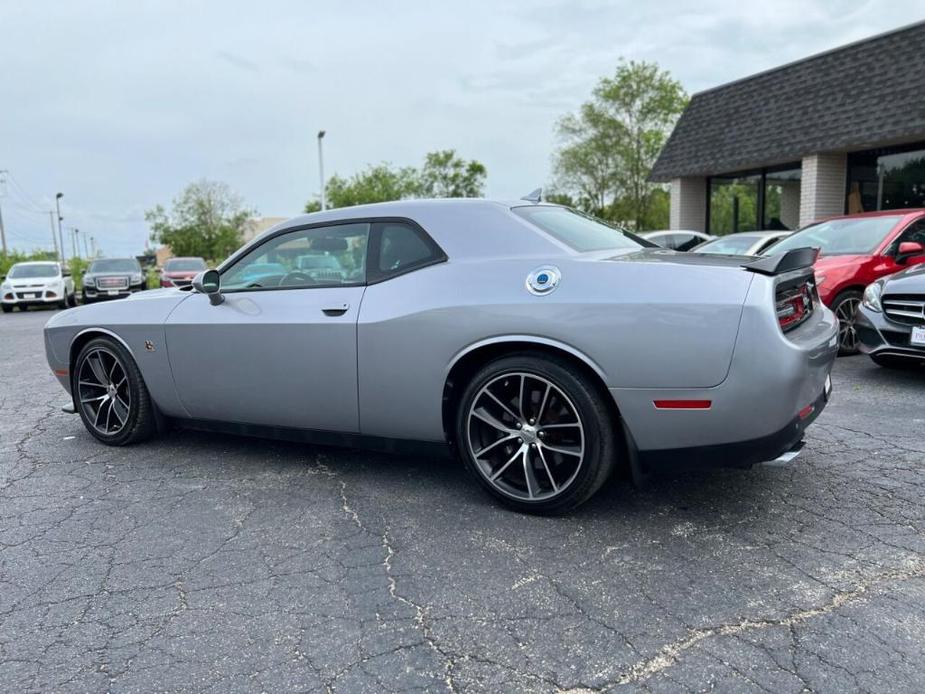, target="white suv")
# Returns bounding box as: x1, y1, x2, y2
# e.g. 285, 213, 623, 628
1, 261, 77, 313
